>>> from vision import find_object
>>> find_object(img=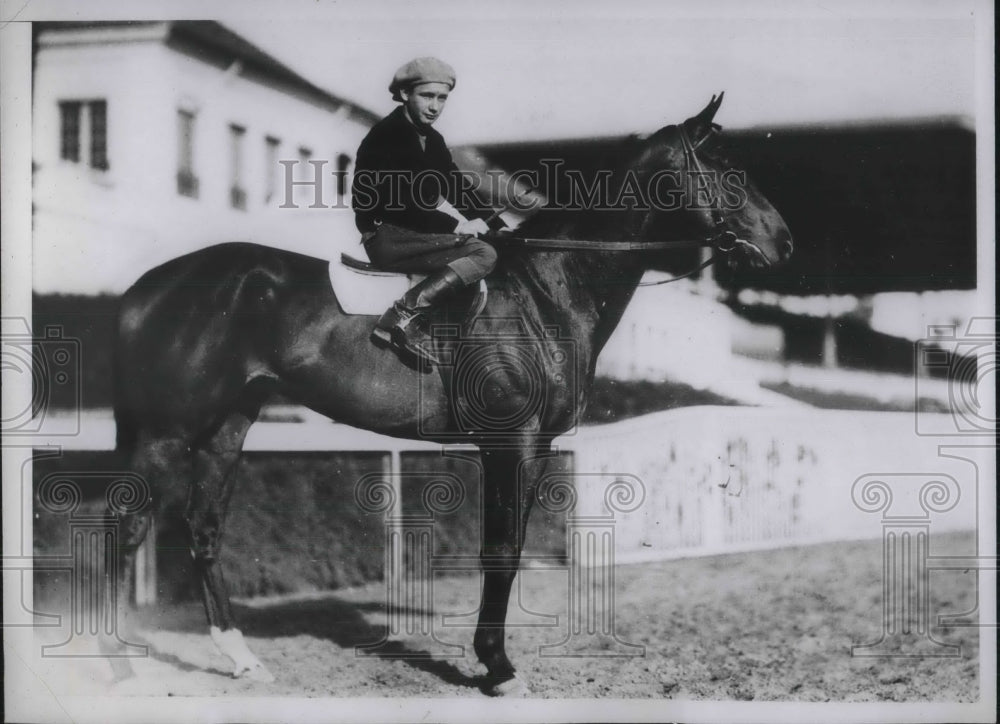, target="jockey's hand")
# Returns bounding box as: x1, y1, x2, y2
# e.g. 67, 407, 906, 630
455, 218, 490, 237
